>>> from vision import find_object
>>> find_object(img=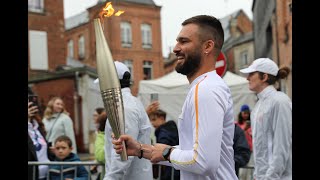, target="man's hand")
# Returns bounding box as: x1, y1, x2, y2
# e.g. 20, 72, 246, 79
112, 134, 141, 157
150, 143, 170, 163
